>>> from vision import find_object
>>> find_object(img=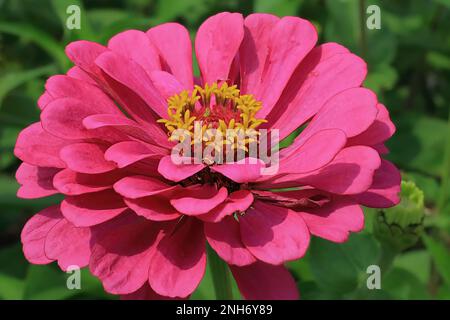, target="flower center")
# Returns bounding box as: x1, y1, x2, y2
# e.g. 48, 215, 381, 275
158, 82, 267, 155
